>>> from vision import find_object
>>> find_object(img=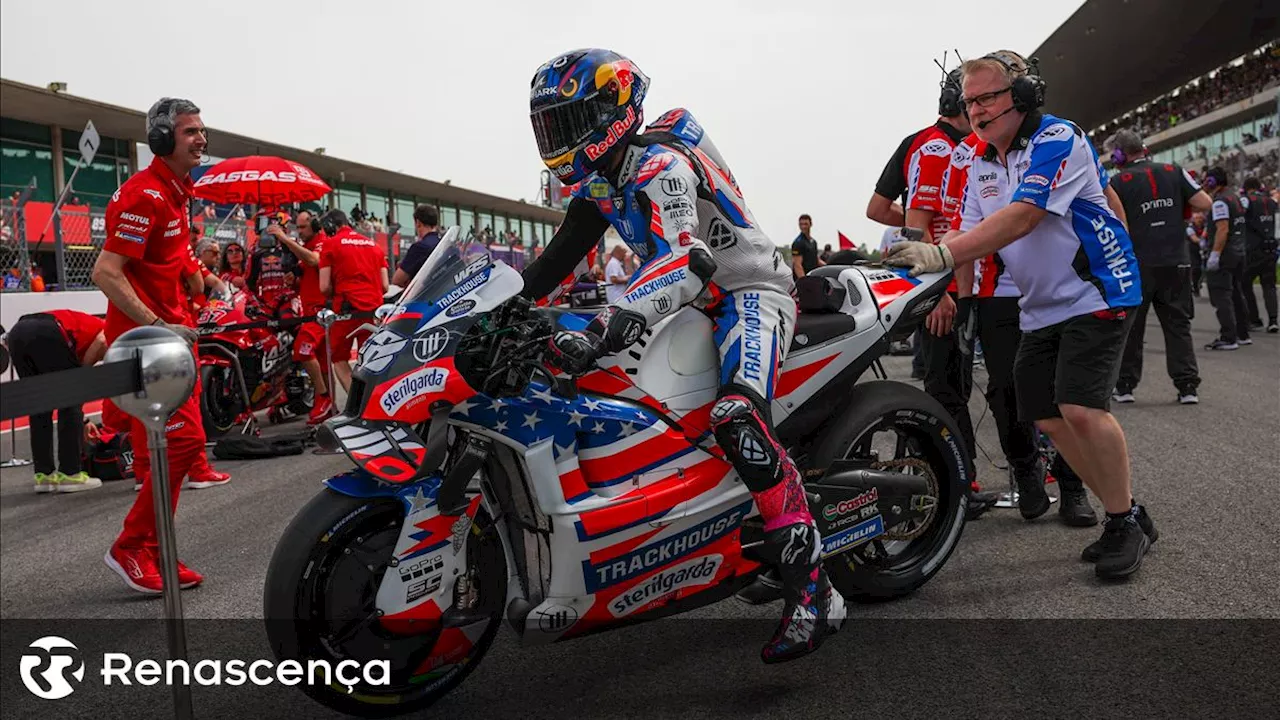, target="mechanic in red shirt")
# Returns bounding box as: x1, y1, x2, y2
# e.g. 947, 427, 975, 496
318, 209, 388, 394
271, 208, 334, 423
6, 309, 107, 494
91, 97, 211, 595
866, 67, 998, 519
